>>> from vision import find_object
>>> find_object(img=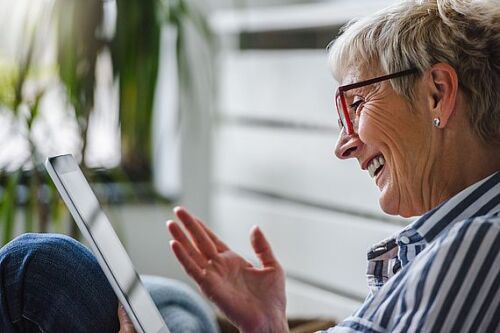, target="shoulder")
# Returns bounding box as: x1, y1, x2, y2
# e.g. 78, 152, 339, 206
432, 212, 500, 254
406, 212, 500, 286
334, 214, 500, 332
394, 212, 500, 332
